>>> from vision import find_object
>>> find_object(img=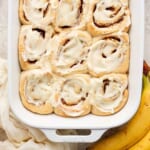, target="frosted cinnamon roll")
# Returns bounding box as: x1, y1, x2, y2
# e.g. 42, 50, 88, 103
87, 32, 129, 77
19, 0, 56, 25
54, 0, 89, 32
19, 25, 54, 70
19, 70, 56, 114
87, 0, 131, 36
51, 30, 92, 75
91, 74, 128, 115
53, 74, 91, 117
